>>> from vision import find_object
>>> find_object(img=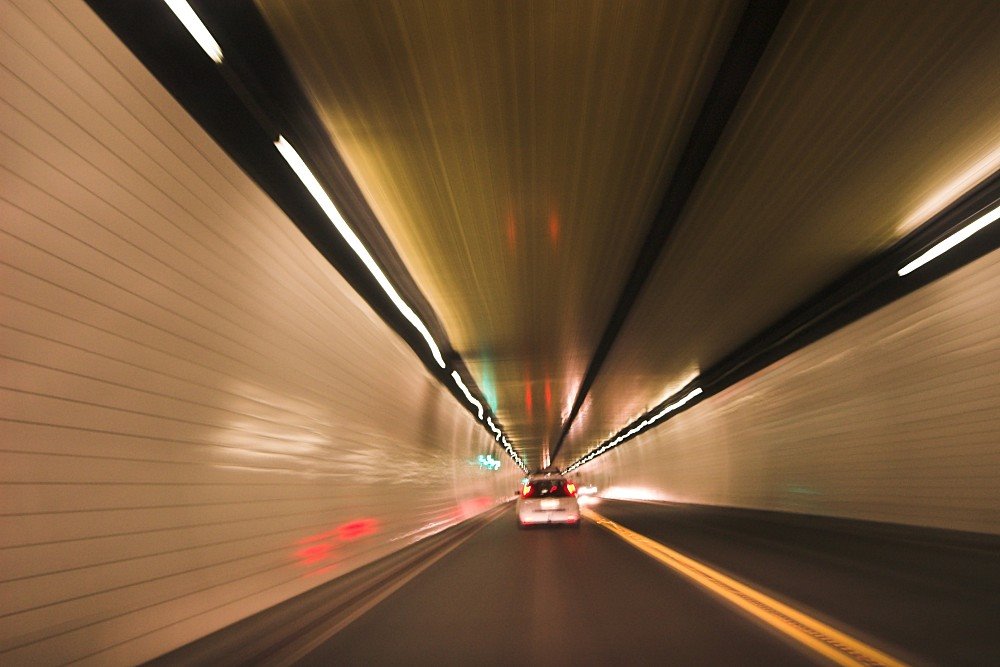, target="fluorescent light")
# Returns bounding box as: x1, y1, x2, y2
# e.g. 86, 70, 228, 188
568, 386, 705, 471
276, 137, 528, 468
651, 387, 703, 421
898, 204, 1000, 276
451, 371, 484, 419
275, 137, 446, 368
275, 143, 526, 467
486, 417, 502, 440
163, 0, 223, 63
